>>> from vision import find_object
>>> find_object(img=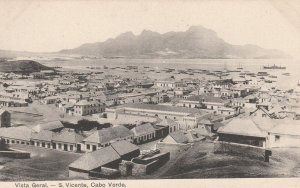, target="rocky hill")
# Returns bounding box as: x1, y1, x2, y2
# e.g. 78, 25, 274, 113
60, 26, 289, 59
